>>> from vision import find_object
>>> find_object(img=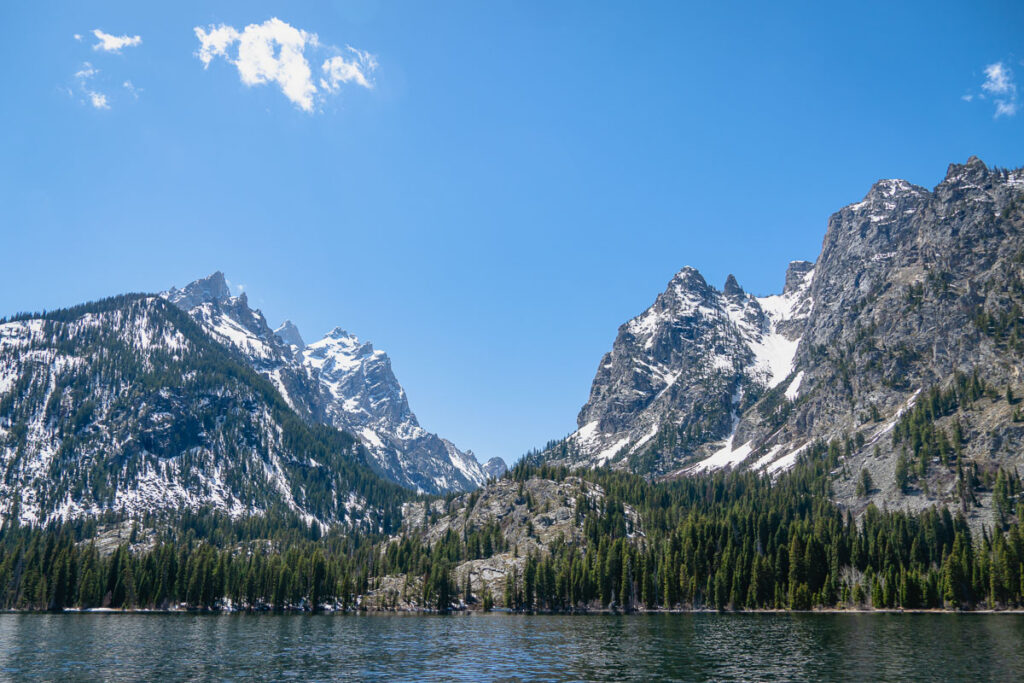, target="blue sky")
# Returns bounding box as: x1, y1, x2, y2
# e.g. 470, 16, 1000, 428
1, 1, 1022, 465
